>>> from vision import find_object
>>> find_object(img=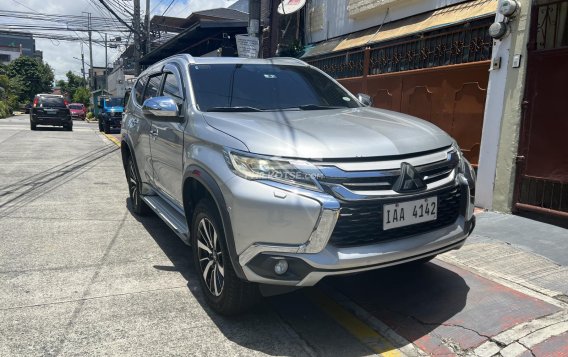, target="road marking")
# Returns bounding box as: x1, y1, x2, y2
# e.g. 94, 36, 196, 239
102, 132, 121, 147
319, 284, 427, 356
306, 289, 402, 357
